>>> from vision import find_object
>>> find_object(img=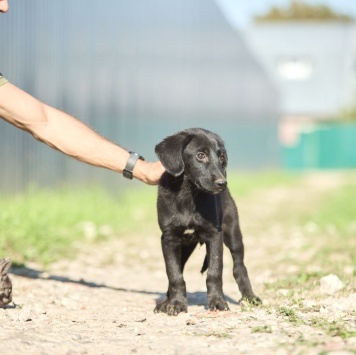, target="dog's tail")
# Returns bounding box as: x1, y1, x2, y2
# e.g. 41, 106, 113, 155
200, 255, 209, 274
